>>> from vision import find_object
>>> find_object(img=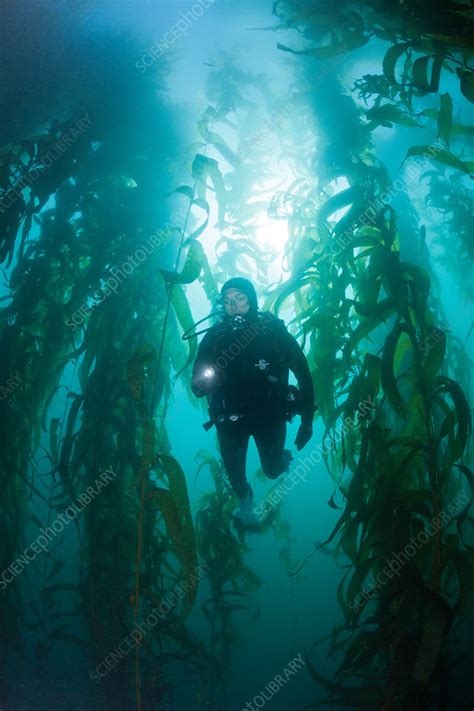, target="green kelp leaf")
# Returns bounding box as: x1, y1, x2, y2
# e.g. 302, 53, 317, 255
197, 248, 218, 305
375, 436, 426, 453
185, 197, 209, 241
169, 284, 198, 380
381, 323, 409, 417
401, 145, 474, 176
346, 235, 383, 254
315, 362, 336, 420
364, 353, 382, 398
49, 417, 61, 467
373, 26, 398, 42
346, 299, 396, 350
451, 123, 474, 136
429, 55, 444, 93
340, 28, 370, 53
365, 104, 418, 128
403, 263, 431, 326
419, 107, 439, 120
79, 289, 120, 366
304, 653, 340, 693
342, 371, 365, 424
57, 394, 84, 504
382, 43, 410, 84
151, 454, 198, 617
127, 343, 156, 401
337, 630, 375, 674
412, 597, 450, 682
449, 550, 474, 617
160, 241, 204, 284
382, 252, 408, 319
355, 265, 384, 309
28, 513, 45, 530
412, 56, 431, 94
238, 563, 262, 592
396, 489, 432, 518
395, 445, 427, 482
277, 29, 368, 61
199, 128, 241, 169
49, 632, 89, 647
47, 560, 65, 580
191, 154, 226, 228
432, 376, 471, 458
271, 277, 305, 313
456, 68, 474, 102
191, 153, 211, 182
194, 450, 221, 485
437, 93, 453, 145
340, 516, 359, 564
168, 185, 194, 201
317, 188, 359, 238
302, 310, 337, 334
422, 327, 446, 388
453, 464, 474, 545
167, 321, 189, 377
304, 651, 379, 704
346, 558, 374, 610
436, 394, 456, 453
133, 417, 155, 488
332, 202, 367, 242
